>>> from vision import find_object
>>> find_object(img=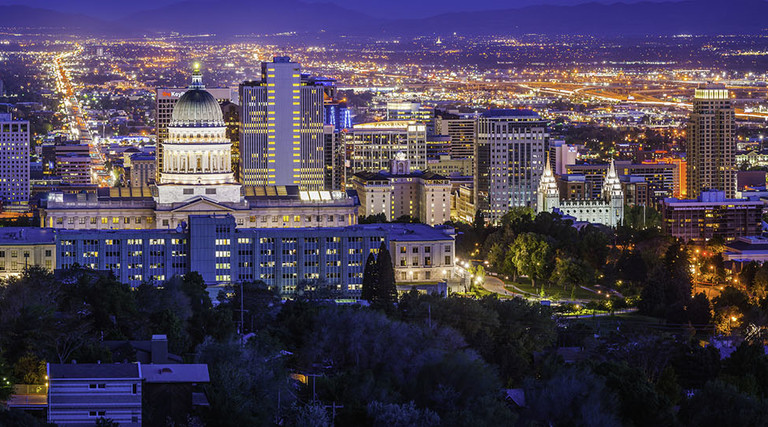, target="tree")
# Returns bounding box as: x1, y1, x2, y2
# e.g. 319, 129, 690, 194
551, 257, 592, 293
375, 243, 397, 309
472, 210, 485, 230
362, 252, 379, 305
510, 233, 554, 288
678, 380, 768, 427
523, 367, 620, 427
367, 401, 440, 427
687, 292, 713, 330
